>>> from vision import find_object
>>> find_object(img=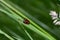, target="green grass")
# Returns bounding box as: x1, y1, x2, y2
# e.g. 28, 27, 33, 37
0, 0, 60, 40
